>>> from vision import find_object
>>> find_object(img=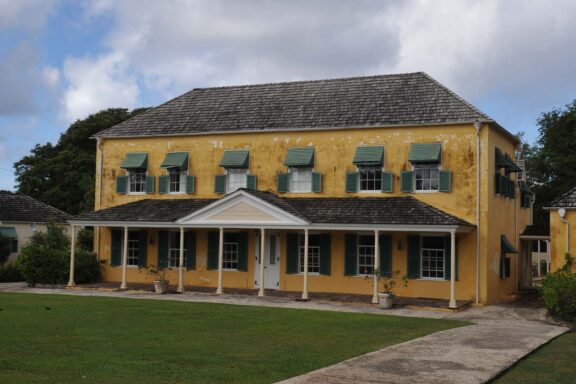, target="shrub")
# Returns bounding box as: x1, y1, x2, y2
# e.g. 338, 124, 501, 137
0, 233, 11, 265
540, 270, 576, 321
0, 263, 23, 282
74, 249, 101, 284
